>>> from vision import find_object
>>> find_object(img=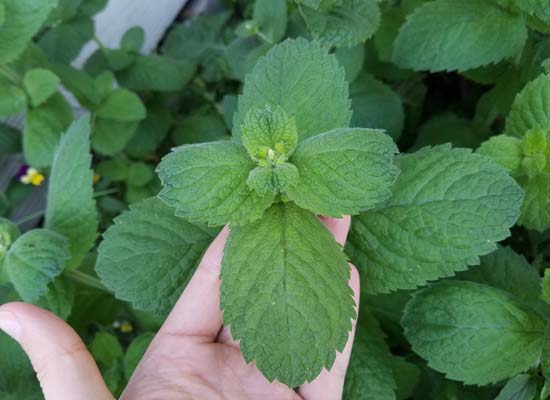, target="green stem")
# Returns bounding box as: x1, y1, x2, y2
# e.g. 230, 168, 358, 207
256, 30, 273, 45
15, 210, 45, 226
65, 269, 110, 293
0, 64, 22, 85
93, 188, 119, 198
93, 35, 108, 54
